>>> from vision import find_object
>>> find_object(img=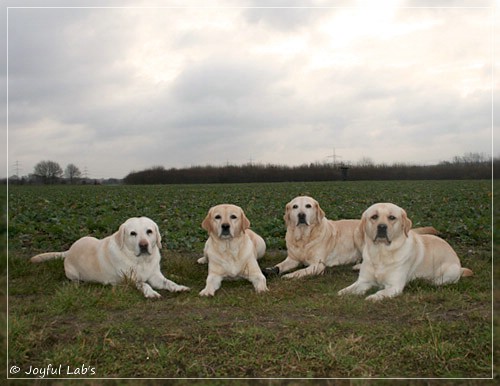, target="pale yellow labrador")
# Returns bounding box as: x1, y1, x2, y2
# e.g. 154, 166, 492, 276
264, 196, 363, 279
31, 217, 190, 298
199, 204, 267, 296
338, 203, 473, 301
